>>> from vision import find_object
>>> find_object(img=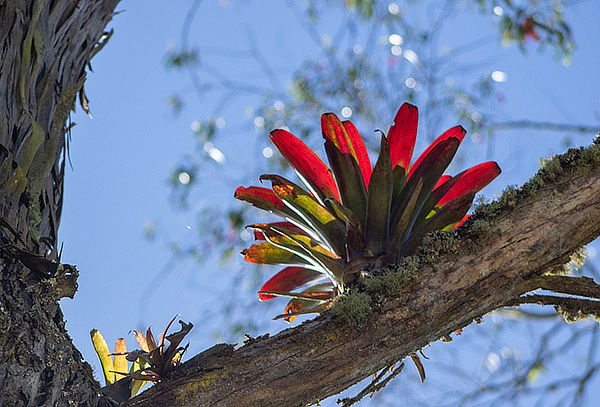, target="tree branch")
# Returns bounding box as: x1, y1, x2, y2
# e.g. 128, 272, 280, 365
127, 142, 600, 407
487, 120, 599, 134
524, 275, 600, 299
505, 294, 600, 320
